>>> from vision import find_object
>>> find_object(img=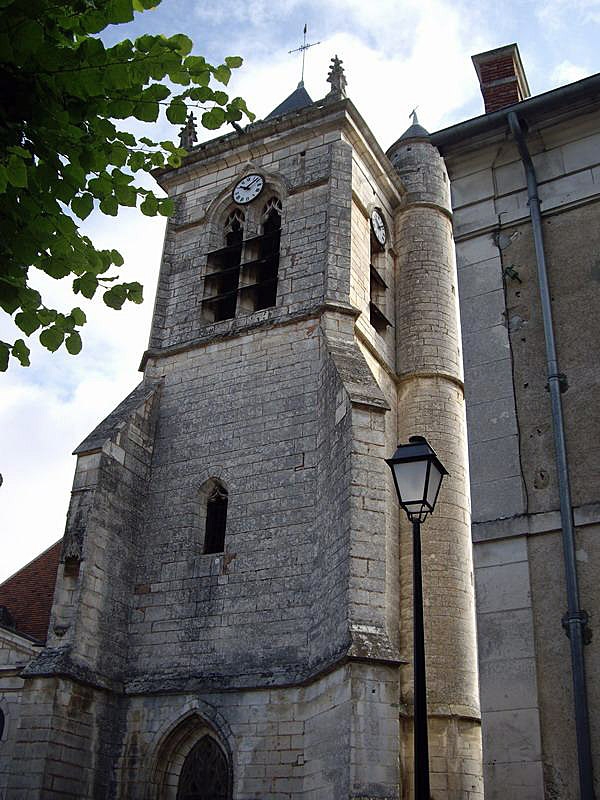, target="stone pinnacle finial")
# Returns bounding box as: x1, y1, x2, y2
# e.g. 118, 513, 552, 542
325, 54, 347, 101
179, 112, 198, 151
